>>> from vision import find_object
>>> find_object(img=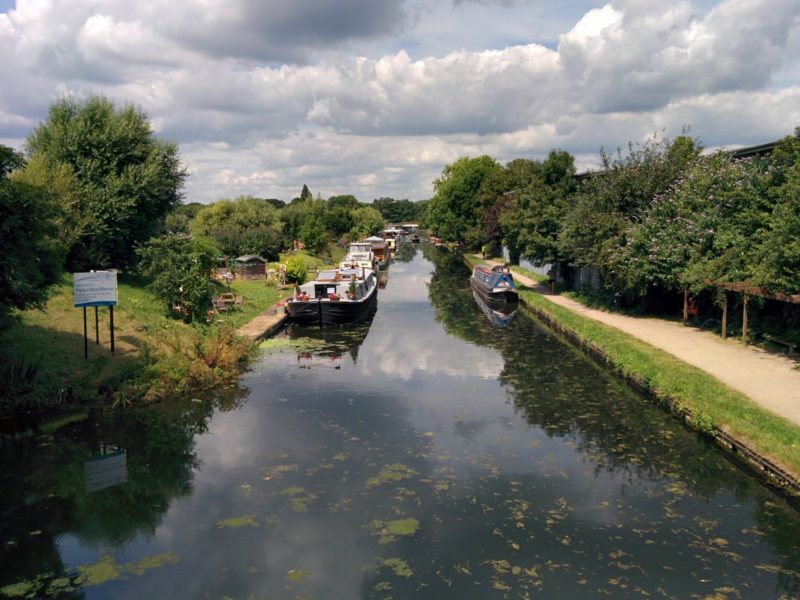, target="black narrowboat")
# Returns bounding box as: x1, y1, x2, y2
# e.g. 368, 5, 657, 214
470, 264, 518, 304
286, 267, 378, 327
